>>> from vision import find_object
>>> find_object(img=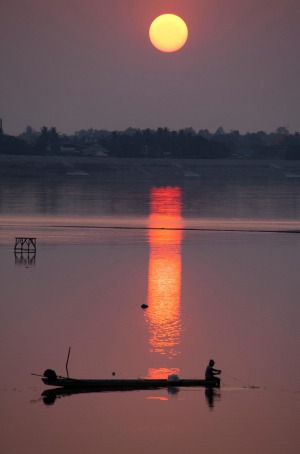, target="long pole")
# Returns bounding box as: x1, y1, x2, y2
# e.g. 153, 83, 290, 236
66, 347, 71, 378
